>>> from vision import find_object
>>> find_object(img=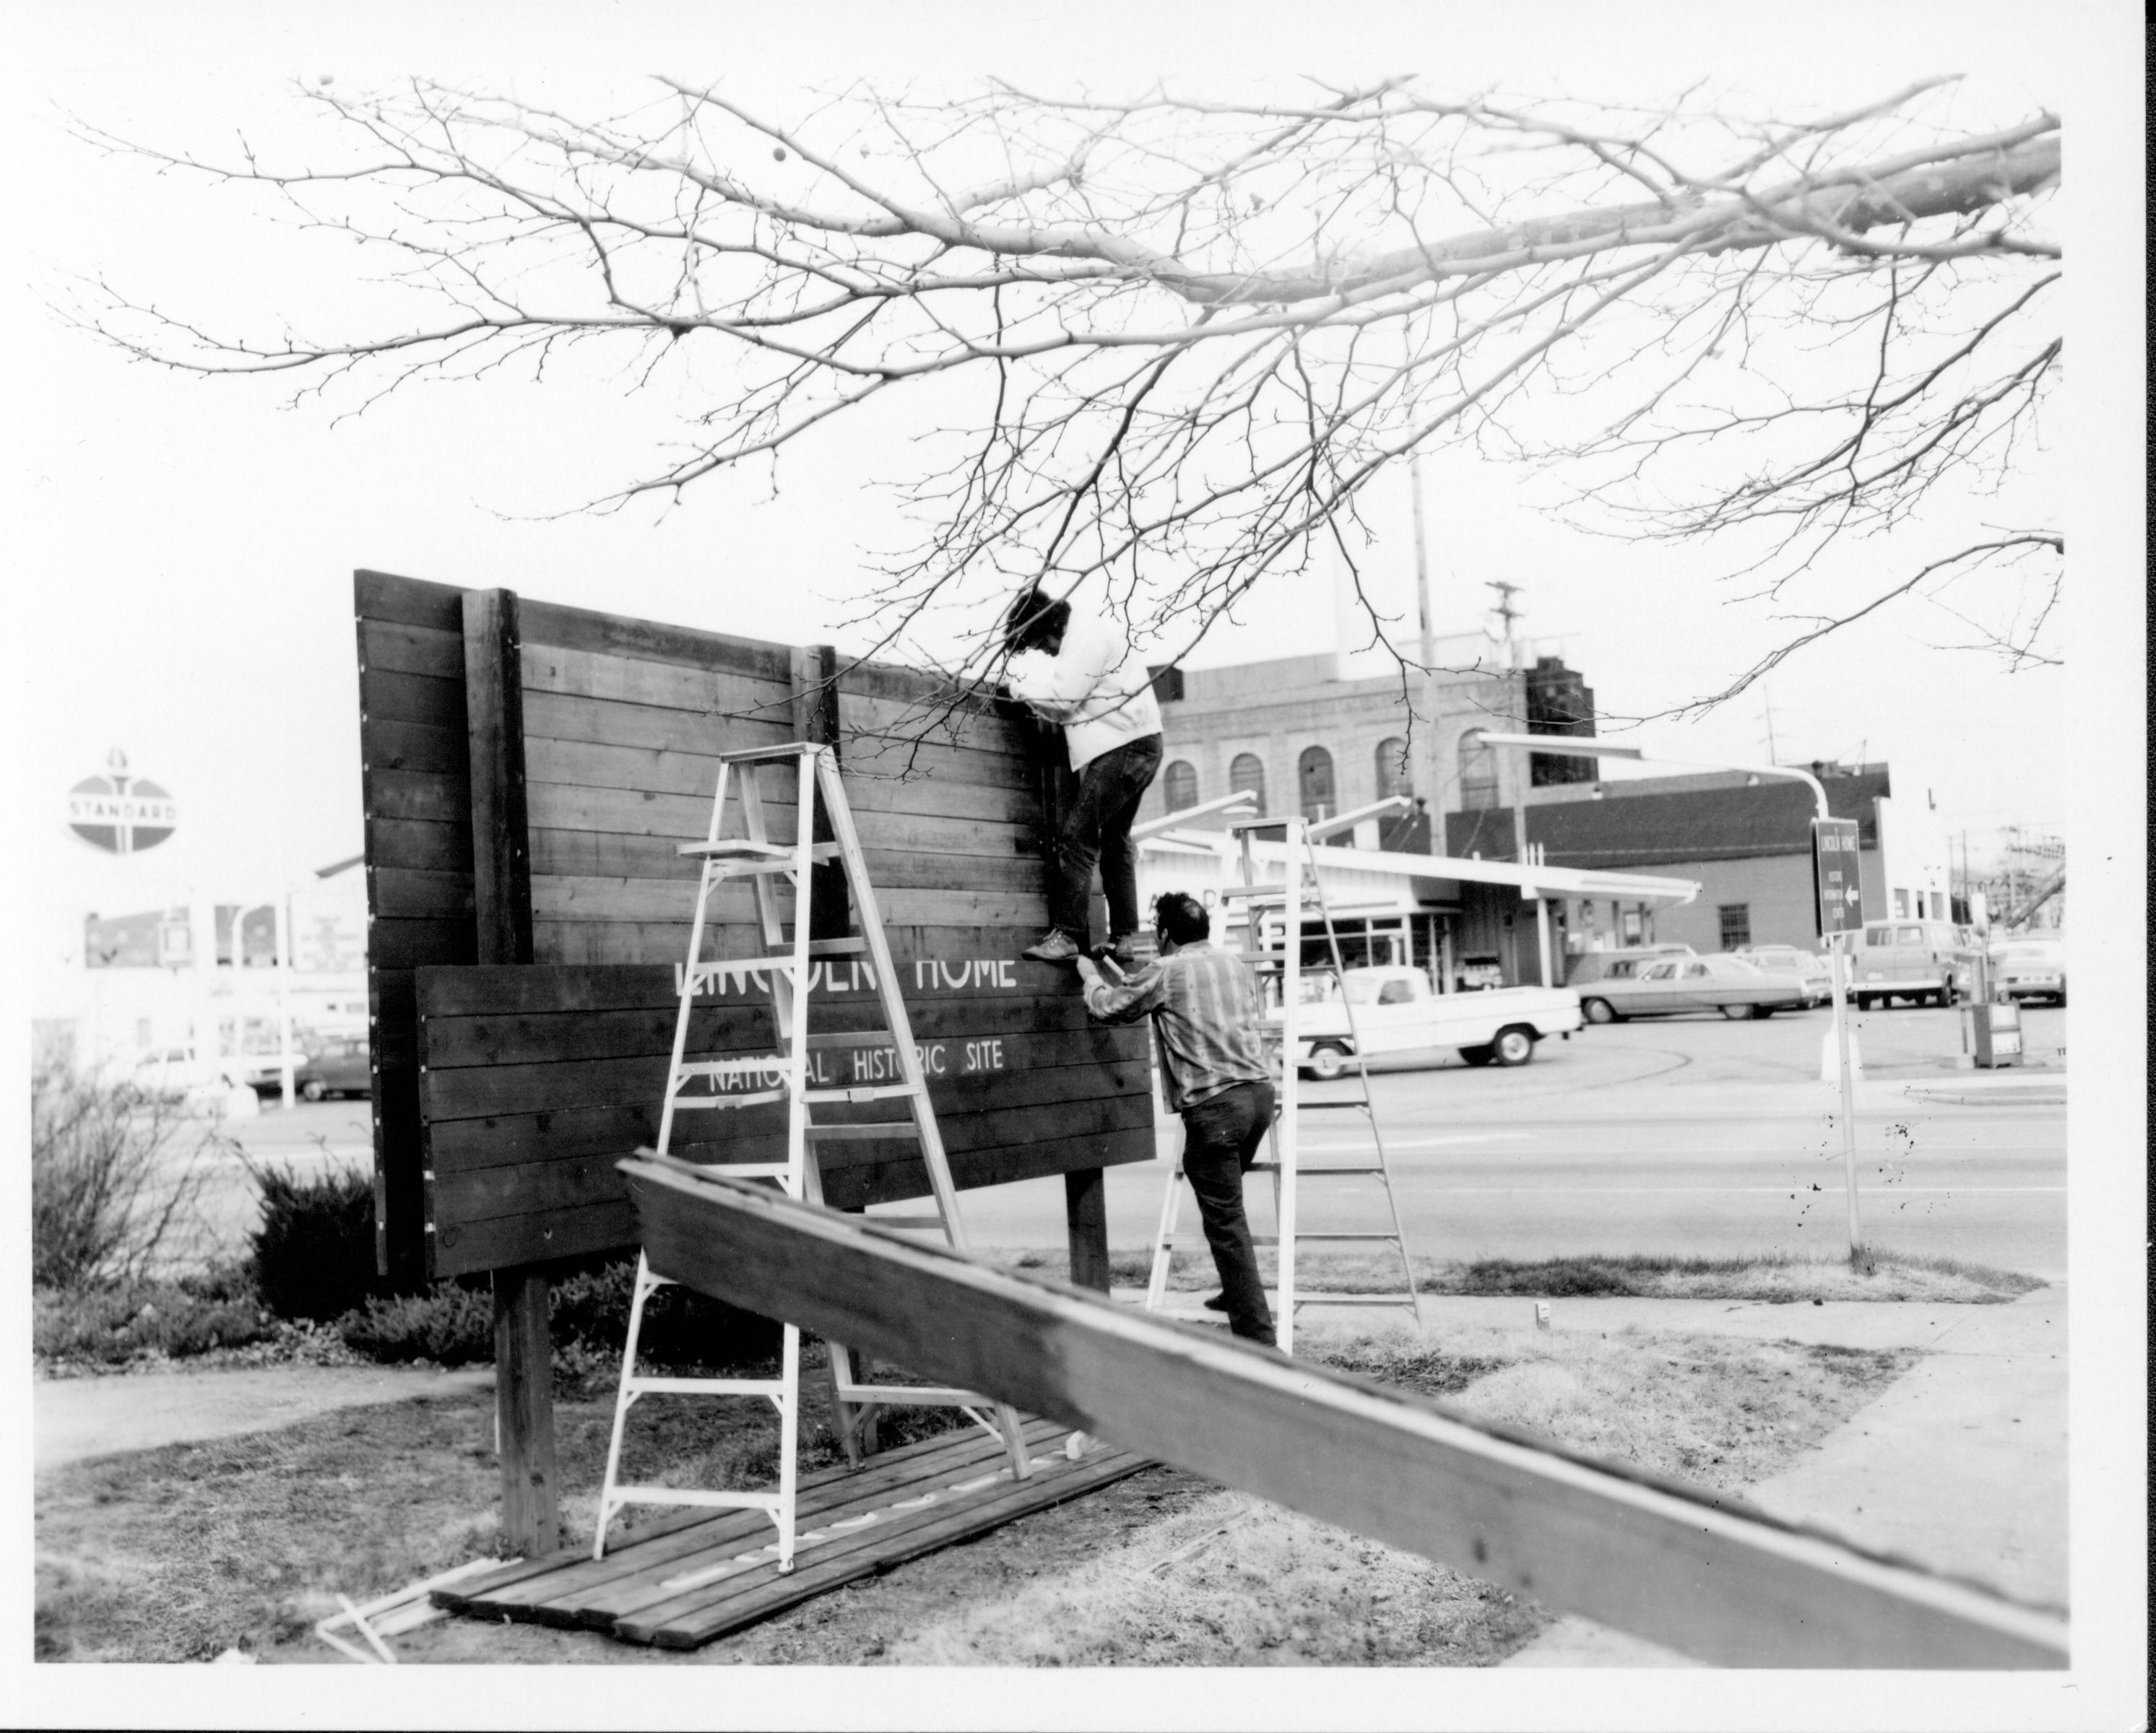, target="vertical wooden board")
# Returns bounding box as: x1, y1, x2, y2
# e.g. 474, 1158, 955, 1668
357, 570, 480, 1282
